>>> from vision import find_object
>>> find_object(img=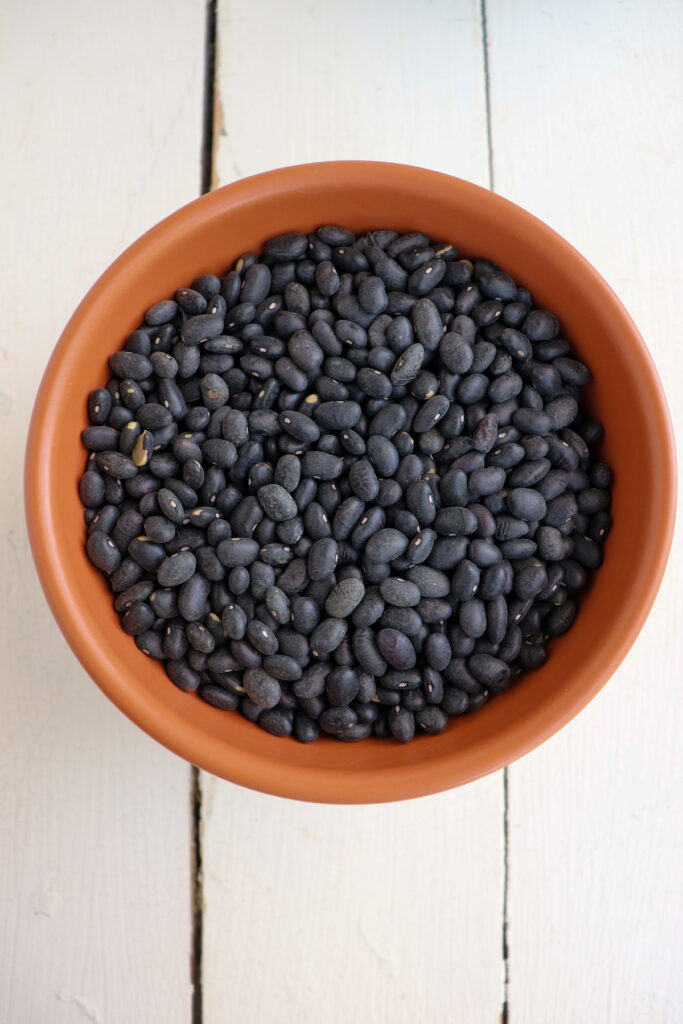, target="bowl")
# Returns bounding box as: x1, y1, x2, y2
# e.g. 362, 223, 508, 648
24, 161, 676, 803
